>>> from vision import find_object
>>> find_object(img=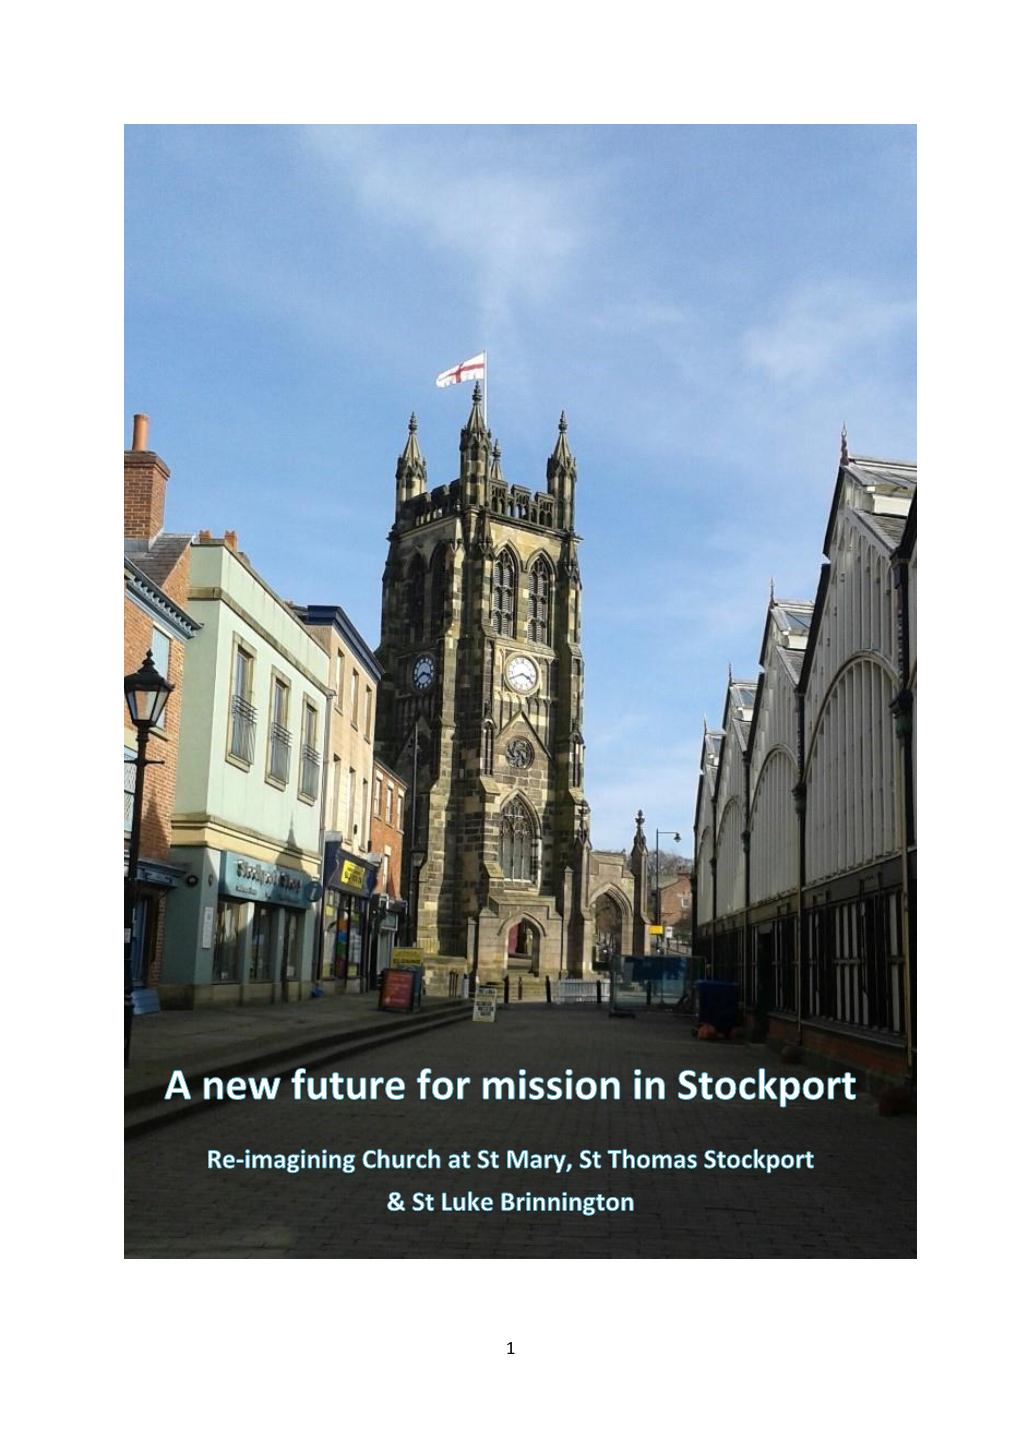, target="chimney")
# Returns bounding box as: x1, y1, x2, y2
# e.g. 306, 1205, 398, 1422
224, 530, 238, 551
124, 412, 170, 544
